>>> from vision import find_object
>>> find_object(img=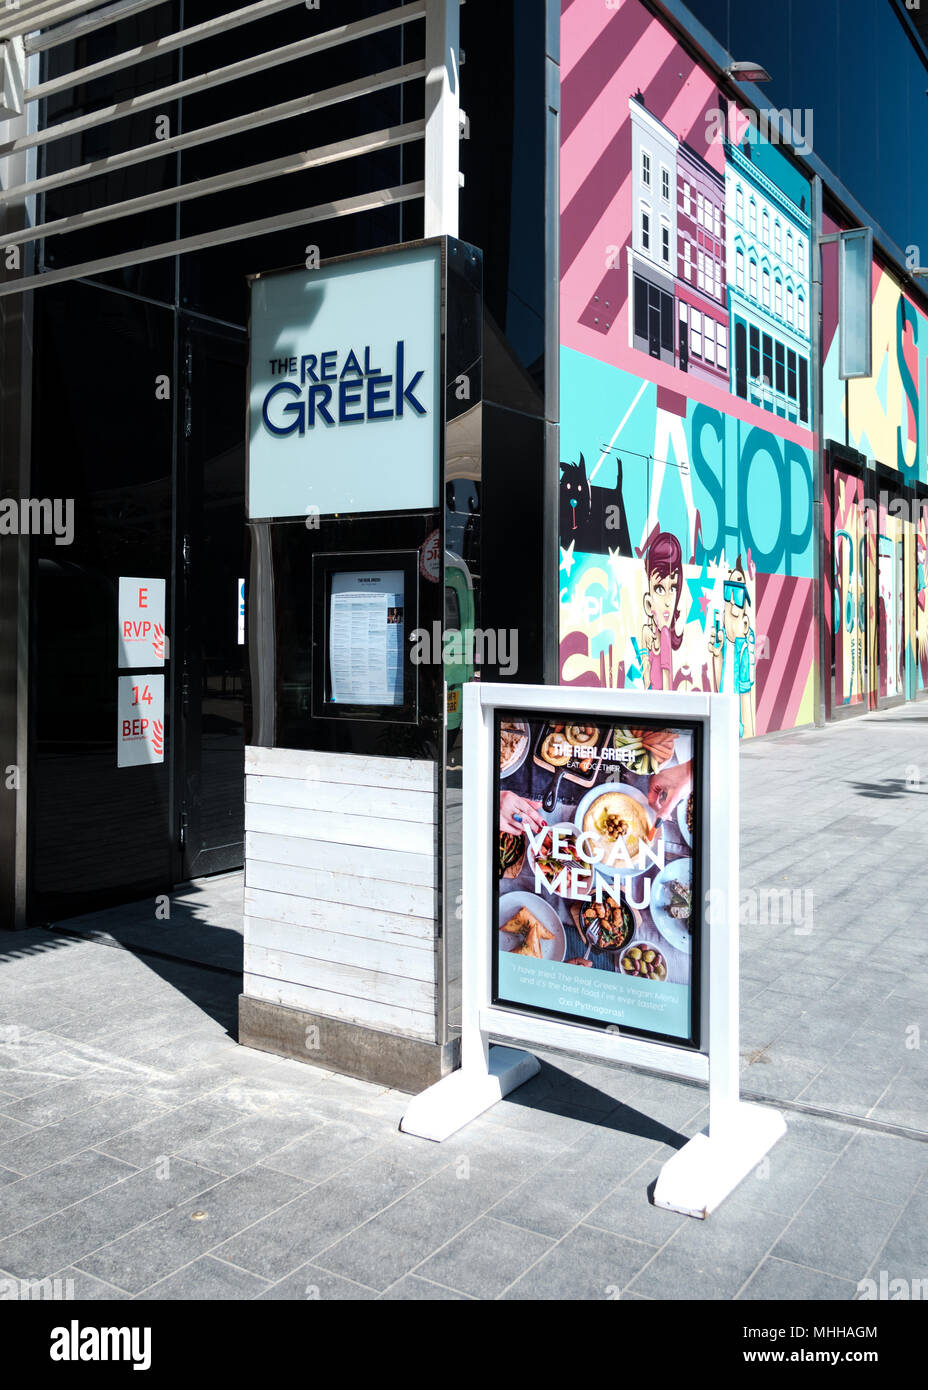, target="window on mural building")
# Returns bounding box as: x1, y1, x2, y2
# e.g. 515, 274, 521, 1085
774, 278, 782, 317
786, 231, 793, 267
749, 260, 757, 298
683, 181, 692, 216
749, 325, 760, 378
796, 238, 805, 274
714, 259, 721, 299
661, 166, 671, 201
714, 206, 720, 238
762, 210, 769, 244
691, 309, 703, 356
683, 241, 692, 280
762, 268, 770, 307
775, 341, 785, 394
661, 221, 671, 265
787, 348, 797, 400
736, 186, 744, 223
642, 150, 651, 188
736, 249, 744, 289
749, 200, 757, 234
786, 286, 794, 324
634, 278, 648, 339
774, 221, 781, 256
797, 294, 806, 333
762, 333, 774, 399
641, 207, 650, 253
704, 318, 716, 365
717, 324, 728, 371
799, 358, 809, 421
